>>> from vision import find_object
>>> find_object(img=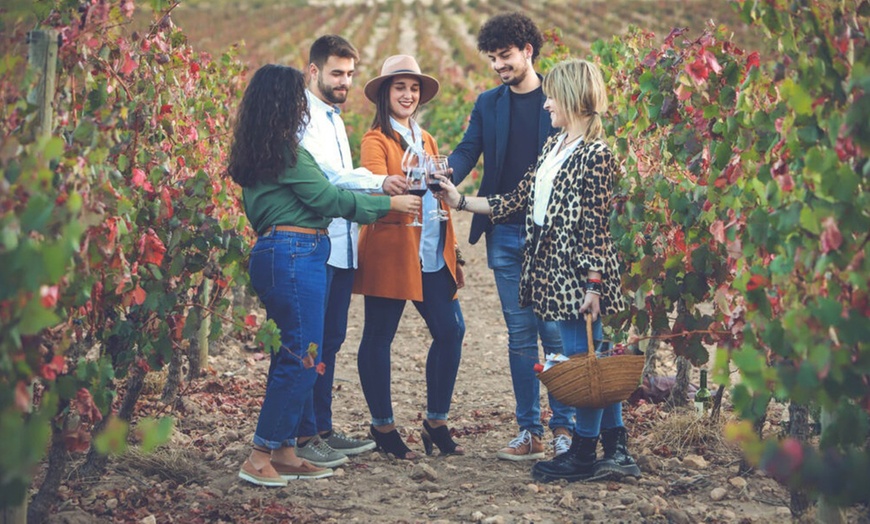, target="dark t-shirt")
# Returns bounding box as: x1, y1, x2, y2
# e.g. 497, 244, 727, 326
497, 86, 544, 223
